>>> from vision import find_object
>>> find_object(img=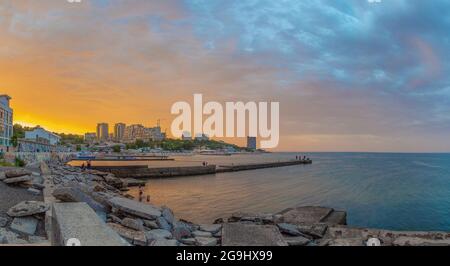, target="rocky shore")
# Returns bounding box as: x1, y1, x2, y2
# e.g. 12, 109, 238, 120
1, 160, 450, 246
